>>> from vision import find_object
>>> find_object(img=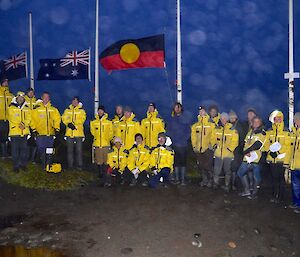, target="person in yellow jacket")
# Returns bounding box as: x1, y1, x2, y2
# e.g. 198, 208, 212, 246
125, 133, 151, 186
24, 88, 37, 110
106, 137, 128, 187
8, 92, 31, 171
211, 112, 239, 191
0, 78, 14, 157
191, 106, 215, 187
289, 113, 300, 214
141, 103, 165, 148
237, 116, 266, 198
62, 97, 86, 170
90, 105, 113, 177
31, 92, 61, 167
115, 106, 141, 150
149, 132, 174, 188
265, 110, 290, 204
112, 105, 124, 136
208, 104, 221, 126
